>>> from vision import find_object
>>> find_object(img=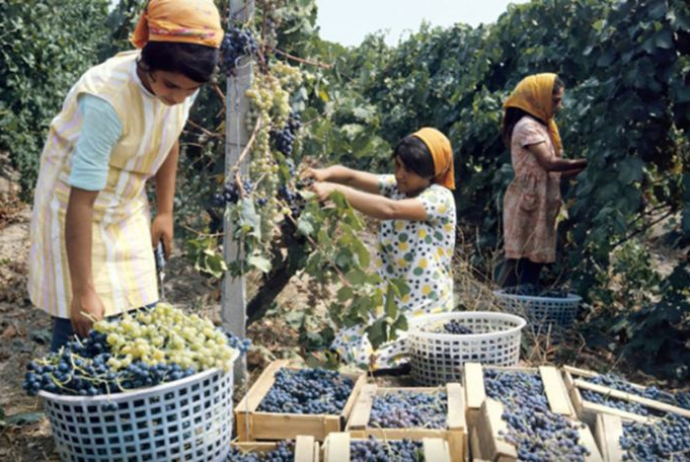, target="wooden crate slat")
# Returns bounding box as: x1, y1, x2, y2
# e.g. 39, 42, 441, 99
583, 400, 651, 424
252, 413, 340, 441
578, 424, 604, 462
423, 438, 451, 462
470, 427, 489, 462
295, 435, 317, 462
323, 432, 350, 462
446, 383, 466, 431
563, 365, 646, 391
235, 359, 288, 413
539, 365, 575, 416
464, 362, 485, 409
595, 413, 625, 462
364, 428, 448, 440
346, 383, 376, 430
480, 398, 518, 460
341, 373, 368, 419
573, 378, 690, 419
